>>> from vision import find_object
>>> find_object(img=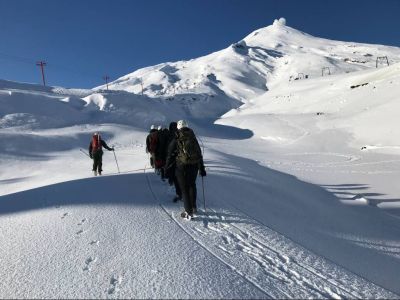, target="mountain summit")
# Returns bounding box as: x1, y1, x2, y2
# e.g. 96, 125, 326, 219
95, 17, 400, 104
